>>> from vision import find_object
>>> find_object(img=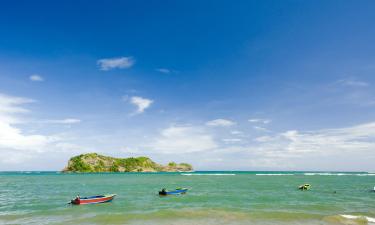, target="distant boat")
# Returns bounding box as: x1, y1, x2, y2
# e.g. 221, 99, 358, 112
70, 194, 116, 205
159, 188, 188, 196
